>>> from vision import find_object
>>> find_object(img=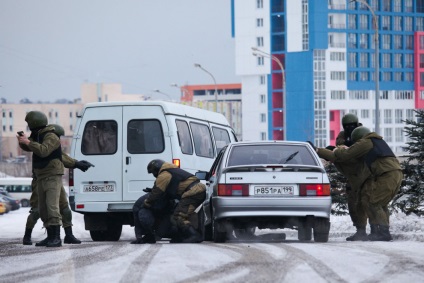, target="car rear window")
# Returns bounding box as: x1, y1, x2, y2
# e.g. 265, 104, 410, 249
227, 144, 318, 166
